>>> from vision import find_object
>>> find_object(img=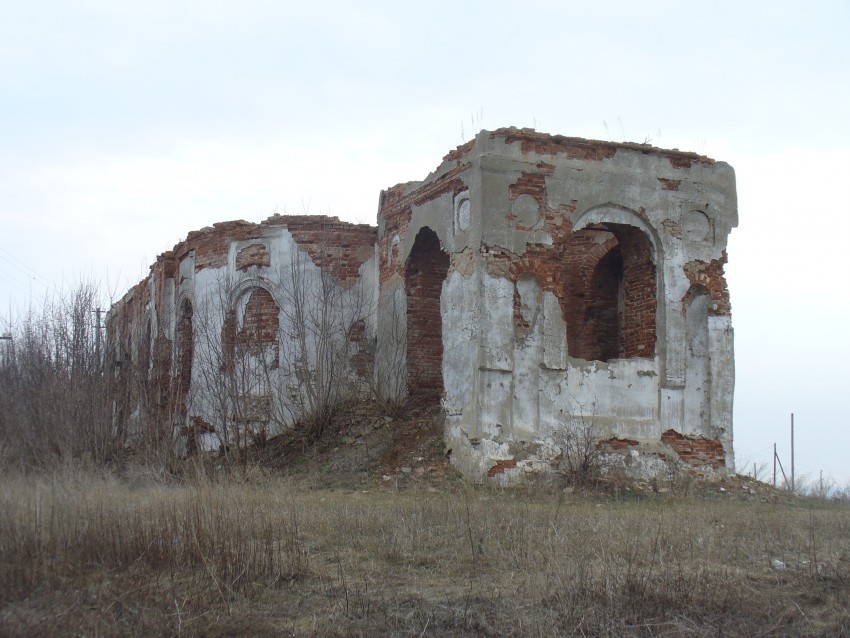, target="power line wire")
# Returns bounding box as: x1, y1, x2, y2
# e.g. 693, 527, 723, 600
0, 268, 34, 296
0, 254, 52, 291
0, 245, 49, 283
